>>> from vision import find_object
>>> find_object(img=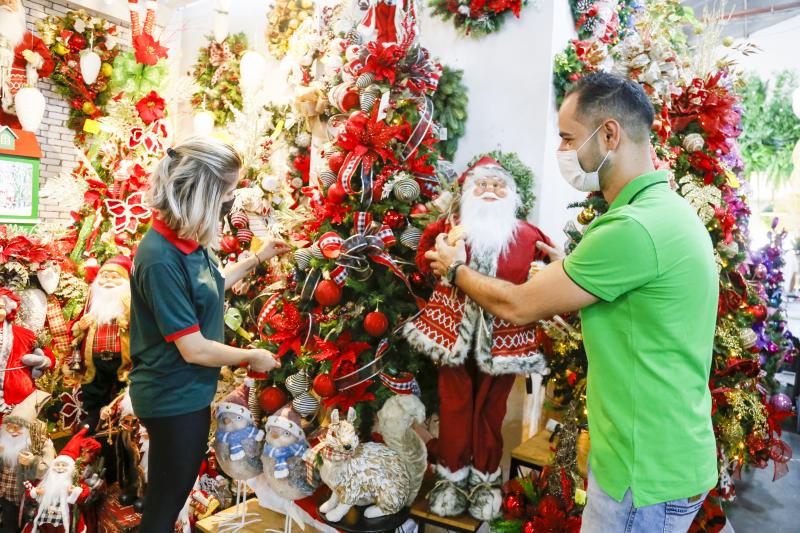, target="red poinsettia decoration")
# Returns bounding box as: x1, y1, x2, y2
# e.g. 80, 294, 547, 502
135, 91, 166, 125
302, 187, 351, 233
83, 178, 110, 210
670, 73, 740, 153
266, 301, 308, 357
337, 110, 407, 169
0, 231, 50, 266
529, 495, 582, 533
363, 41, 405, 85
310, 332, 372, 377
133, 33, 168, 66
323, 380, 376, 412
